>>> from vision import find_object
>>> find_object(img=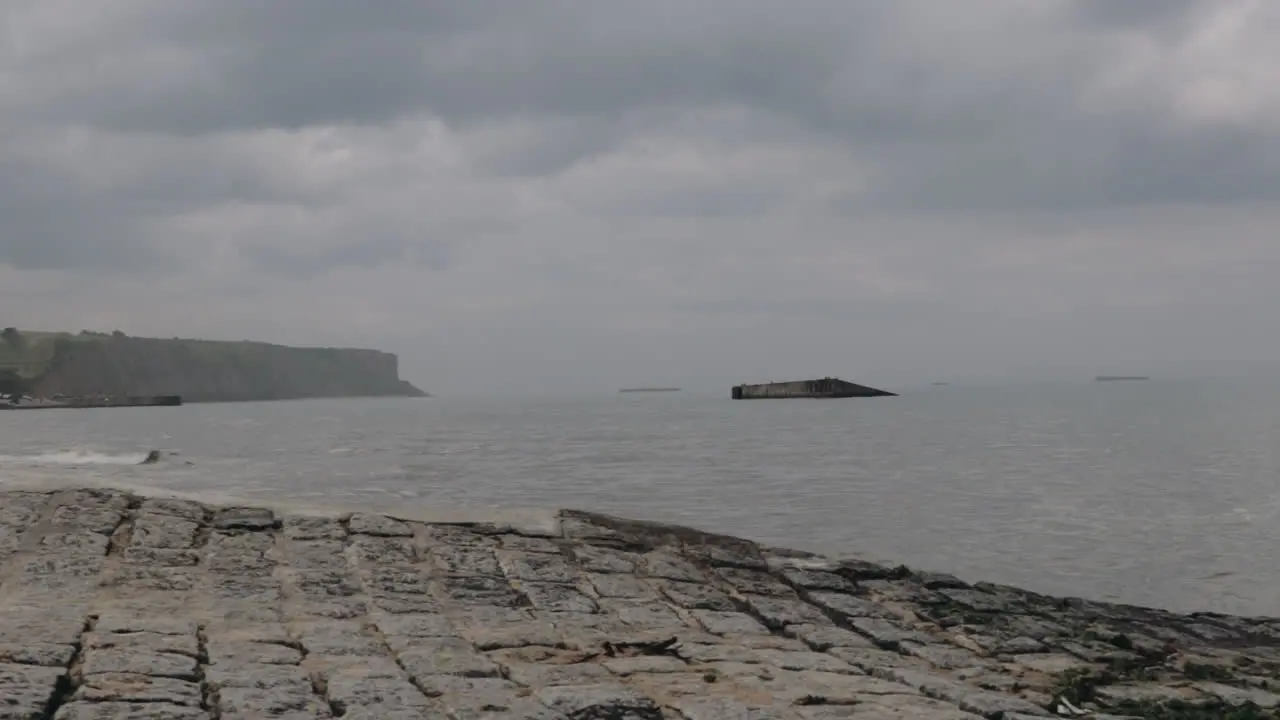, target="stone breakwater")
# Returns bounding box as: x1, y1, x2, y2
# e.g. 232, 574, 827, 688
0, 488, 1277, 719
